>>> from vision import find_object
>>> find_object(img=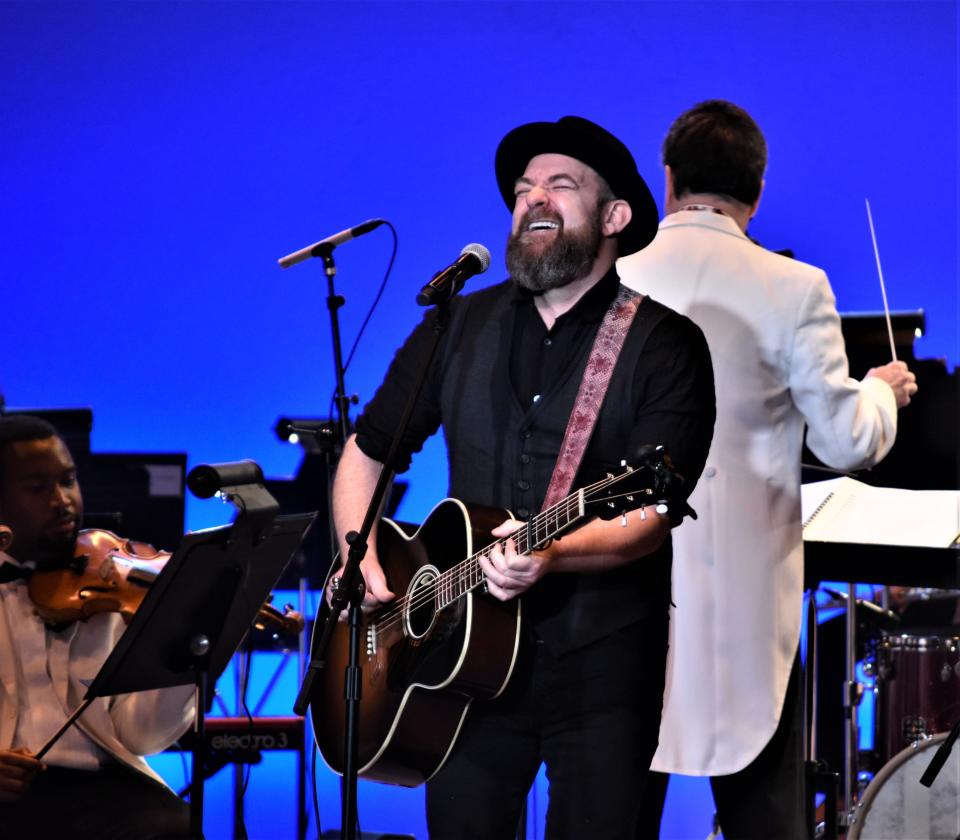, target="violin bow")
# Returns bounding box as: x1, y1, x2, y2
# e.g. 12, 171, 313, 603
864, 197, 898, 362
